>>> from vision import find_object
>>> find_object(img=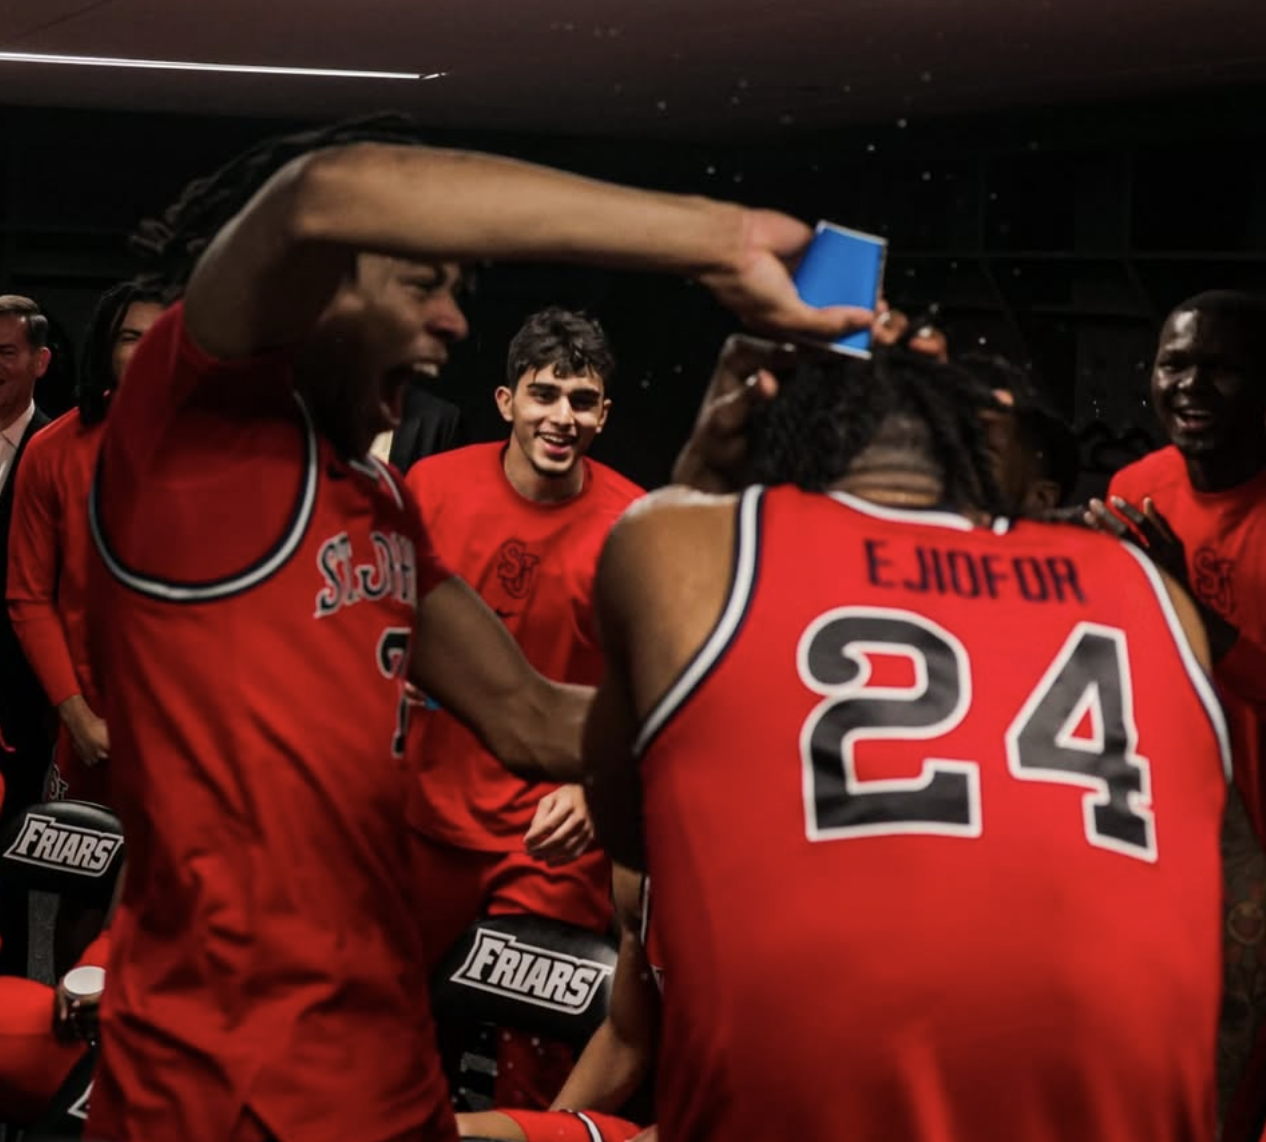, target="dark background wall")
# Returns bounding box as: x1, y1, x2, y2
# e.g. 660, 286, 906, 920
3, 86, 1265, 491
